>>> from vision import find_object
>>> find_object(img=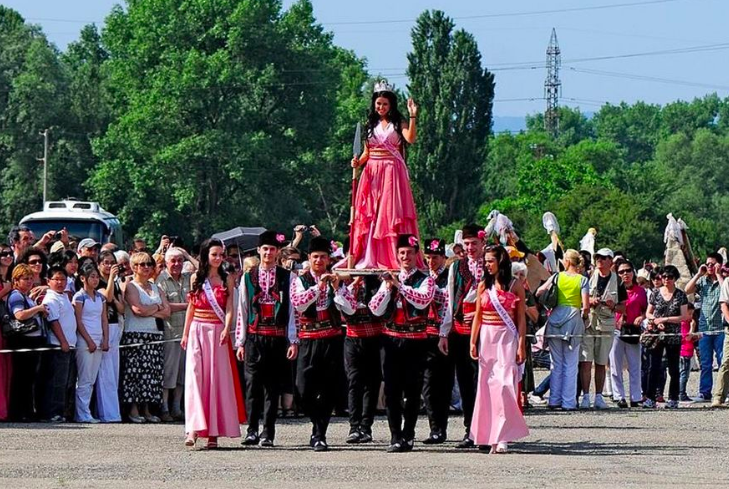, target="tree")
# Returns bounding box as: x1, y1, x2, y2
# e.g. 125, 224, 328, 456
407, 10, 495, 233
